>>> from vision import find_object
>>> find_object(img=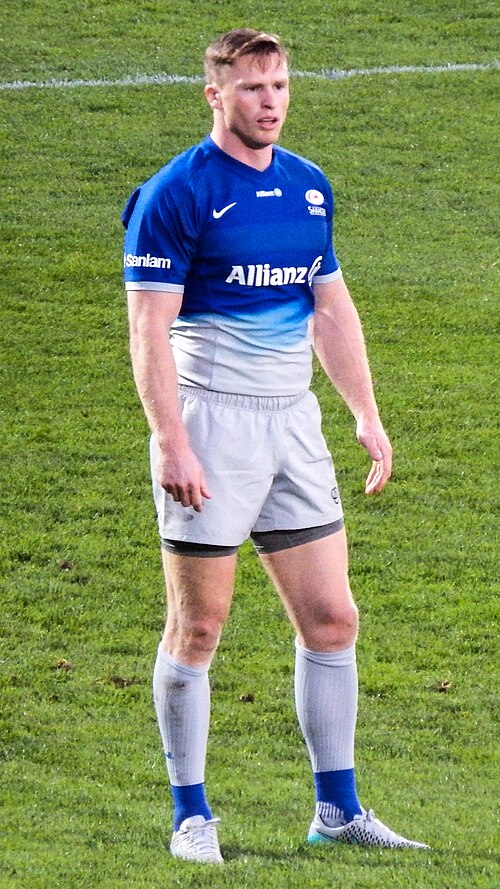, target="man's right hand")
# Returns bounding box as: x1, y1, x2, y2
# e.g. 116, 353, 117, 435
156, 441, 212, 513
